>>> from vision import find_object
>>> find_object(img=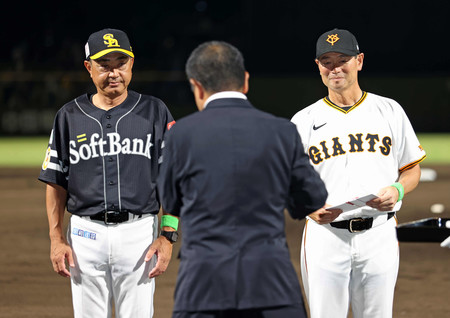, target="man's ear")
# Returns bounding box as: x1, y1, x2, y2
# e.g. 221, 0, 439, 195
84, 60, 93, 77
356, 53, 364, 71
242, 71, 250, 94
189, 78, 207, 111
190, 79, 205, 99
